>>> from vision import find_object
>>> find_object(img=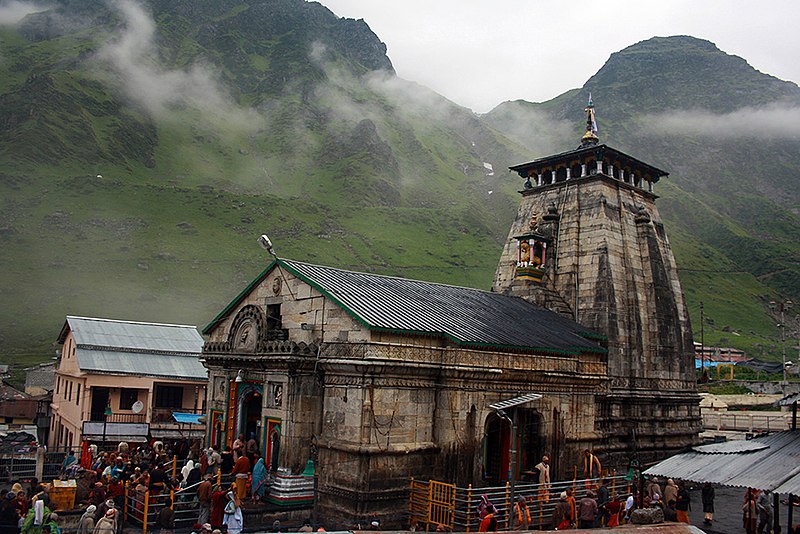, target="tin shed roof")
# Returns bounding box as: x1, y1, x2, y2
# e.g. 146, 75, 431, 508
778, 391, 800, 406
644, 430, 800, 493
205, 259, 604, 355
60, 316, 204, 353
75, 349, 207, 380
59, 316, 206, 380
